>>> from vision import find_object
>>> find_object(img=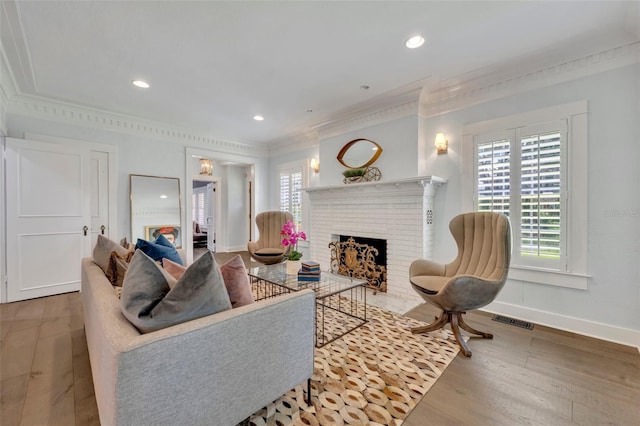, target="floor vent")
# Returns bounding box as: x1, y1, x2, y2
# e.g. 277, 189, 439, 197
492, 315, 534, 330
